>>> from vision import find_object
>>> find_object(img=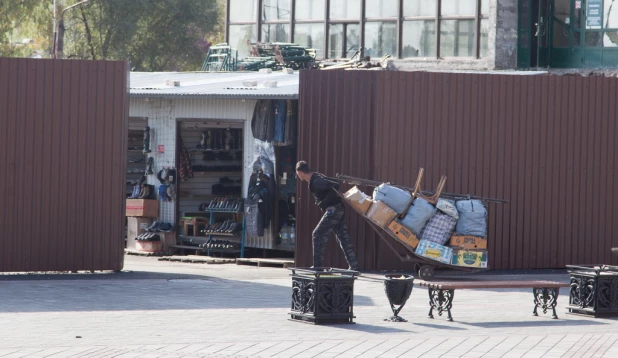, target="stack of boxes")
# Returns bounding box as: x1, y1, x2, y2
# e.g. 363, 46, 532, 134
126, 199, 161, 252
343, 185, 489, 269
